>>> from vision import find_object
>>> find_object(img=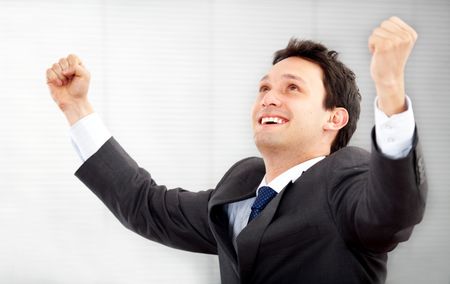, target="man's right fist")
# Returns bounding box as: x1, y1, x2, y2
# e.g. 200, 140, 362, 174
46, 54, 93, 125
